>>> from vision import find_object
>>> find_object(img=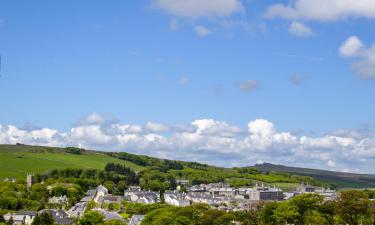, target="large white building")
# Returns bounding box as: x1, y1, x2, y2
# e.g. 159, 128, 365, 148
247, 184, 283, 201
